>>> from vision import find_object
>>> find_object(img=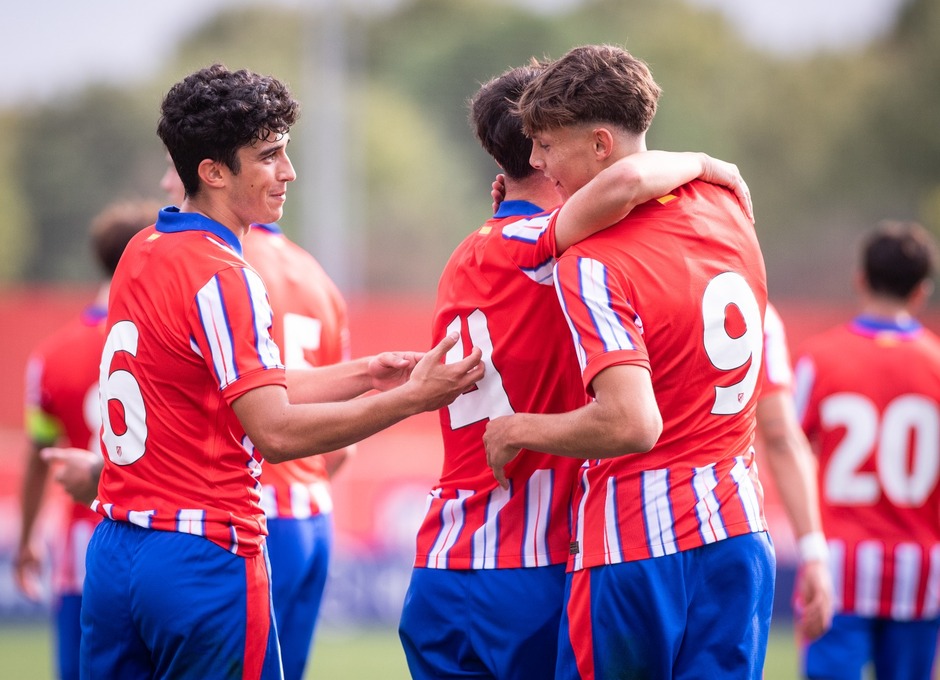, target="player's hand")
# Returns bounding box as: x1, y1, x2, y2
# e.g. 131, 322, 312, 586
699, 154, 754, 224
13, 544, 44, 601
484, 415, 522, 490
405, 332, 484, 412
368, 351, 424, 392
793, 559, 834, 641
491, 173, 506, 213
41, 447, 102, 506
